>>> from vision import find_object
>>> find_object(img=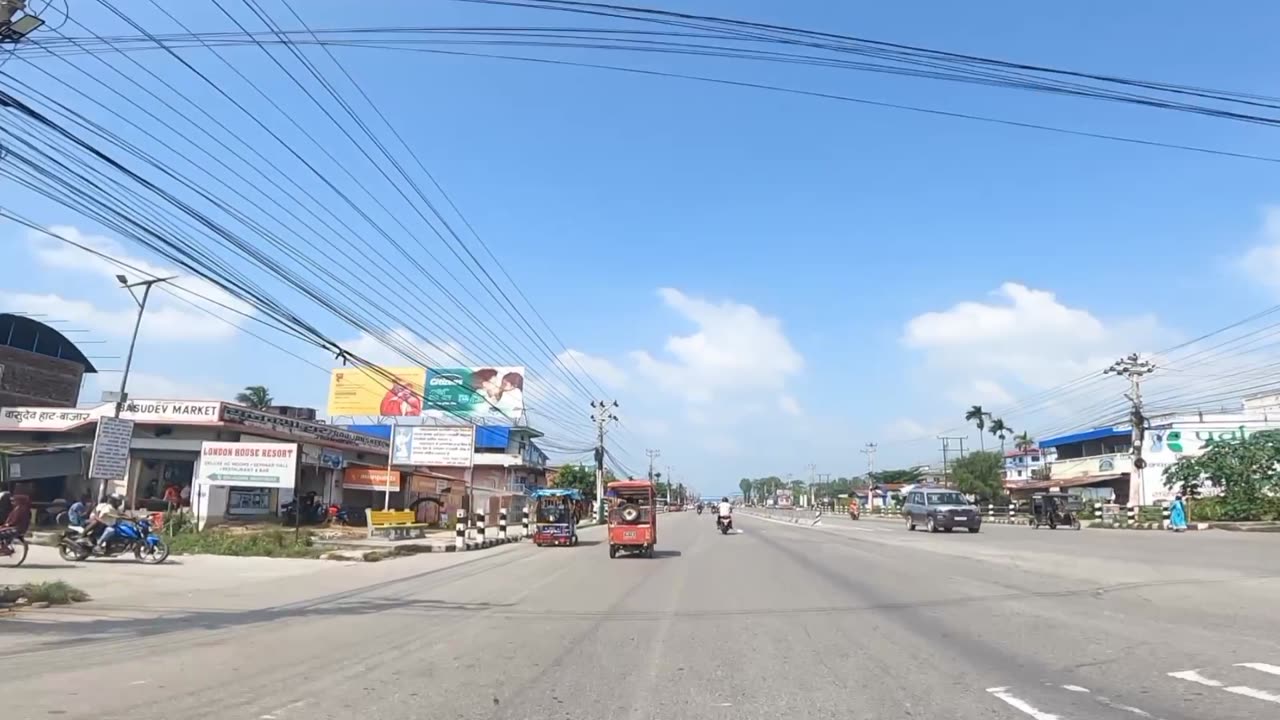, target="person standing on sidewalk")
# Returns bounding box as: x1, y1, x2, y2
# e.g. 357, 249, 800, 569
1168, 494, 1188, 532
